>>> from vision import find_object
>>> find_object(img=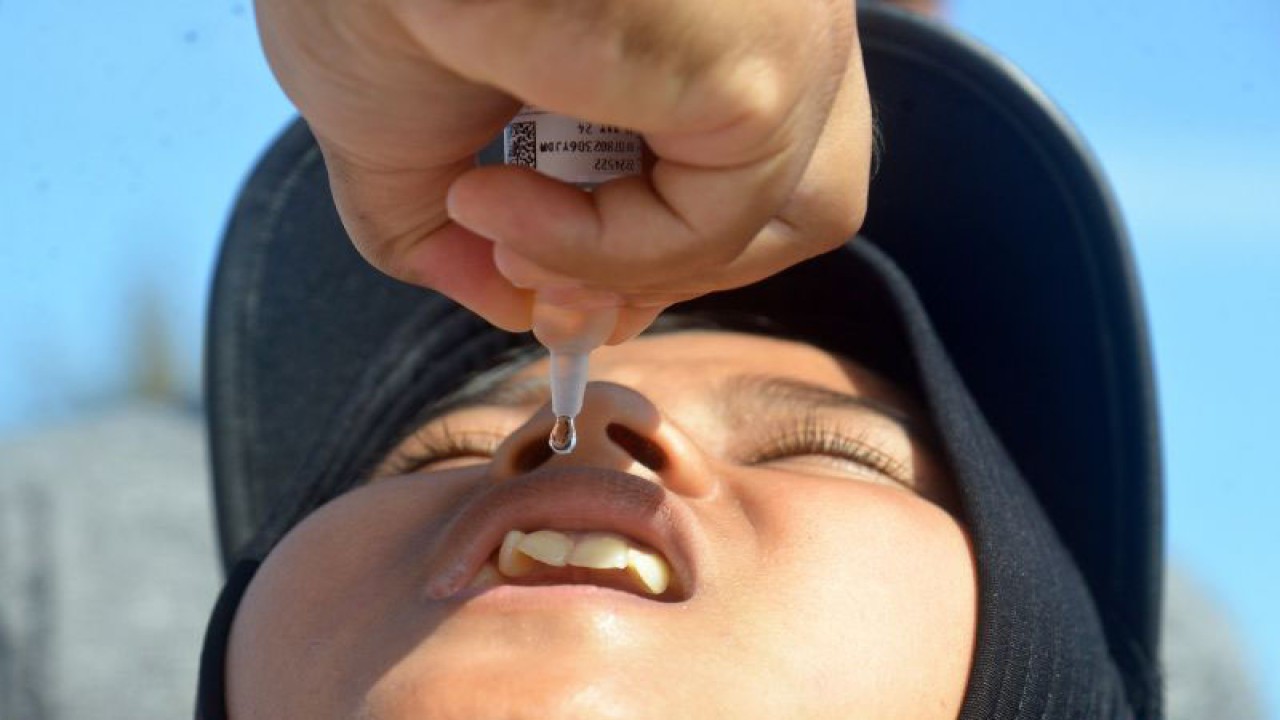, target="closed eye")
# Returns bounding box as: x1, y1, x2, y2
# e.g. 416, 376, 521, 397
383, 427, 505, 475
745, 415, 910, 487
